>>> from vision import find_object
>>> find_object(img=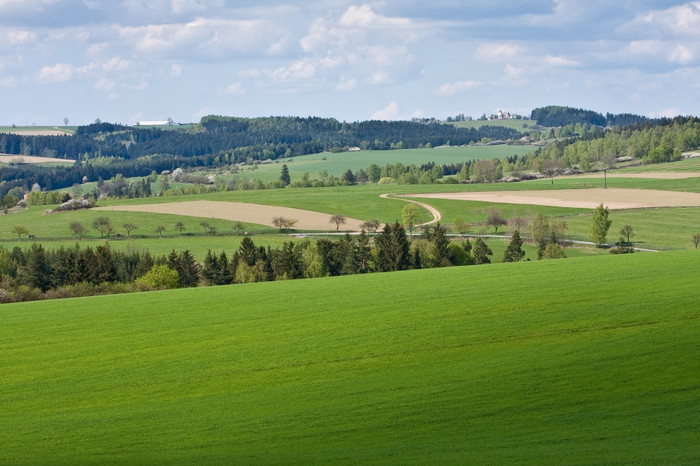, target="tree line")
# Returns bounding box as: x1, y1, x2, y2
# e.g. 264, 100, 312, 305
0, 219, 554, 304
